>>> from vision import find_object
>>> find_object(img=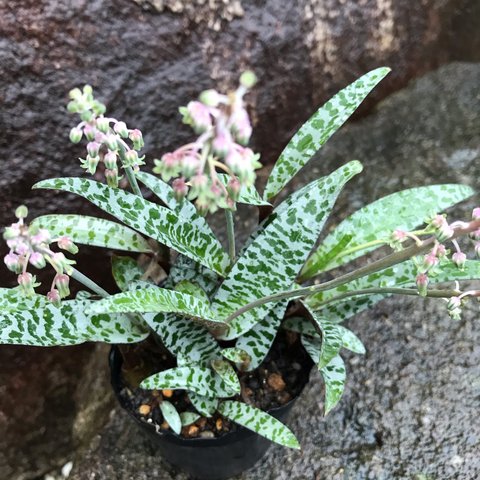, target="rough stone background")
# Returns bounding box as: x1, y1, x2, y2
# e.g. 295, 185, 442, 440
1, 0, 480, 478
68, 62, 480, 480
